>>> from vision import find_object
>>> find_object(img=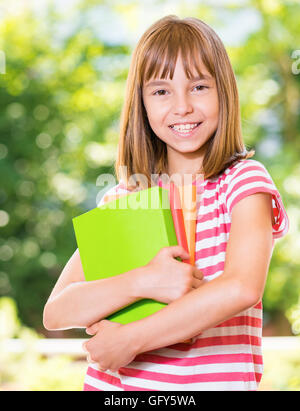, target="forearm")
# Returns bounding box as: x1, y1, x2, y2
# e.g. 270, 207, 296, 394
130, 273, 259, 354
43, 267, 143, 330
